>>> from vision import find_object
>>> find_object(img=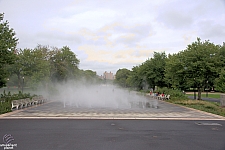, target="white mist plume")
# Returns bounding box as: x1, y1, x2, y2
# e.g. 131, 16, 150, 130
42, 80, 158, 109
